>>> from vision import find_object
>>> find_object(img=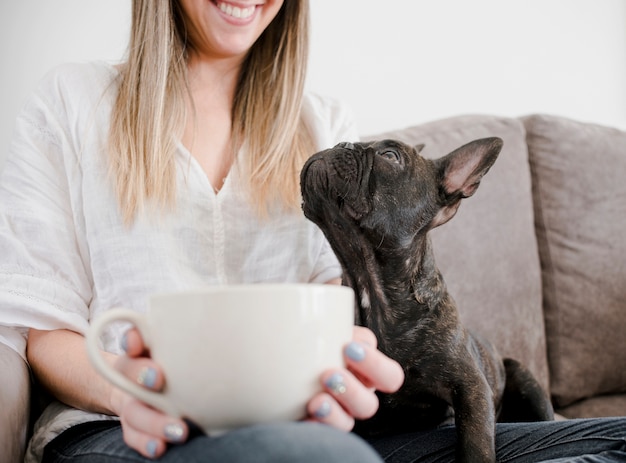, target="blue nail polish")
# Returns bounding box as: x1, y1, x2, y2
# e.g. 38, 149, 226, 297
325, 372, 347, 395
345, 342, 366, 362
137, 367, 158, 389
120, 331, 129, 353
146, 439, 158, 457
314, 400, 331, 419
